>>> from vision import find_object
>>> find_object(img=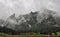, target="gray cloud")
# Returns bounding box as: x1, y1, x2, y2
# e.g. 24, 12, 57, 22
0, 0, 60, 20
